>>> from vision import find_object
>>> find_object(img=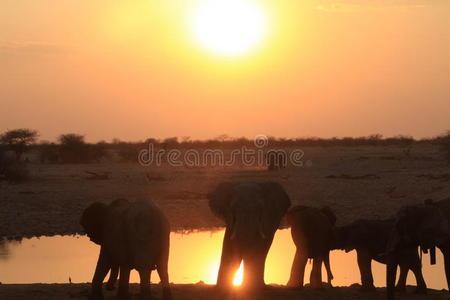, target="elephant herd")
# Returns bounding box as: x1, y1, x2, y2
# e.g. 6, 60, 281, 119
80, 181, 450, 300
